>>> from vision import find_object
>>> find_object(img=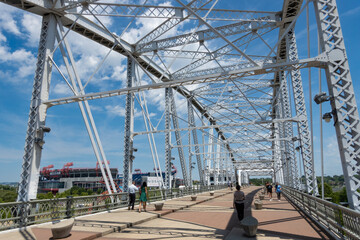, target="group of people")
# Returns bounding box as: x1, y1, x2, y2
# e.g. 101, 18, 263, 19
128, 181, 149, 213
265, 182, 282, 201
